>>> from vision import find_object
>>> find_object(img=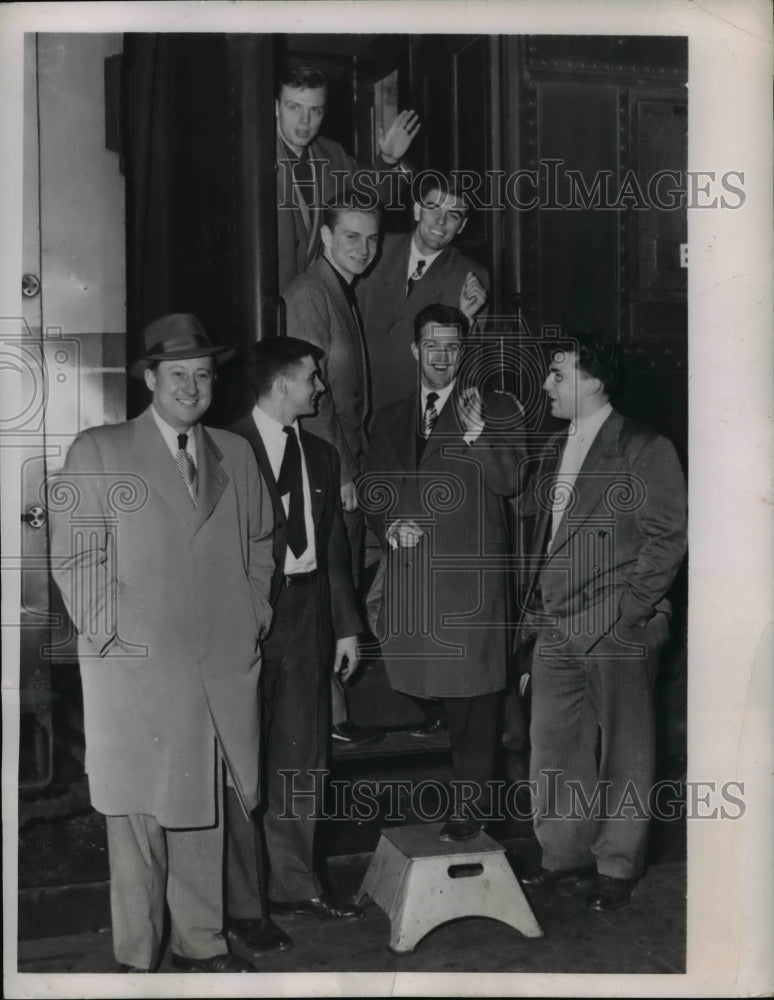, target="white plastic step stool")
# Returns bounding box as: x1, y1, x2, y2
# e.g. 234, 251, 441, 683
356, 822, 543, 954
